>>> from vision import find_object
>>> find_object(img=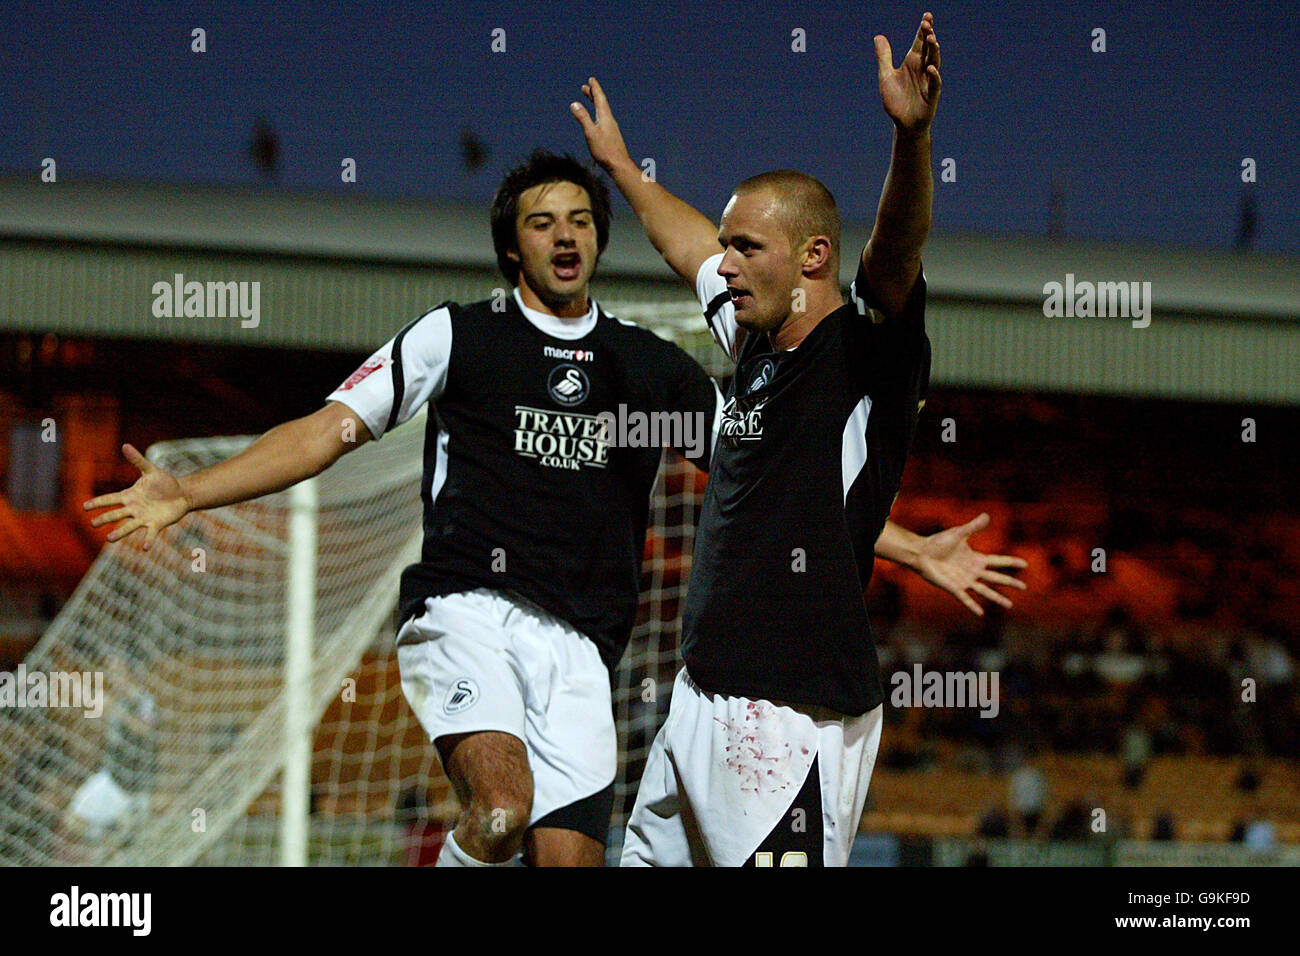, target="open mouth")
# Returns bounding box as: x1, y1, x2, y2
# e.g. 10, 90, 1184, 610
552, 251, 582, 281
728, 286, 752, 308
